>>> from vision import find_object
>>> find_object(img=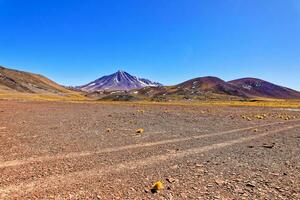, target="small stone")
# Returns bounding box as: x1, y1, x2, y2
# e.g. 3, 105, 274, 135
166, 177, 176, 183
262, 143, 275, 149
235, 188, 244, 194
246, 182, 256, 188
215, 179, 225, 186
171, 165, 179, 169
195, 163, 203, 168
